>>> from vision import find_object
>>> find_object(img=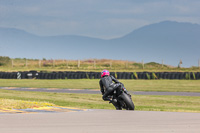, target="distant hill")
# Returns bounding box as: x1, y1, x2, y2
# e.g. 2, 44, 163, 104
109, 21, 200, 67
0, 27, 107, 60
0, 21, 200, 67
